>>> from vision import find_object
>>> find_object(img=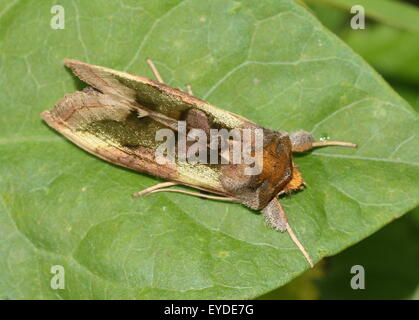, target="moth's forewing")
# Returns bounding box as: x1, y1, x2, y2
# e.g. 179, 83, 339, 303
41, 88, 229, 194
42, 89, 174, 178
64, 59, 253, 130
